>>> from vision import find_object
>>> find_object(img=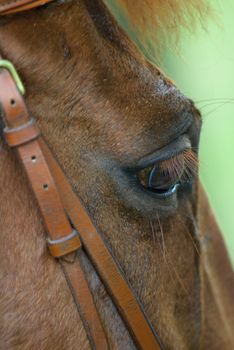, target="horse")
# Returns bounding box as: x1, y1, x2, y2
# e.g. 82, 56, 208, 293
0, 0, 233, 349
